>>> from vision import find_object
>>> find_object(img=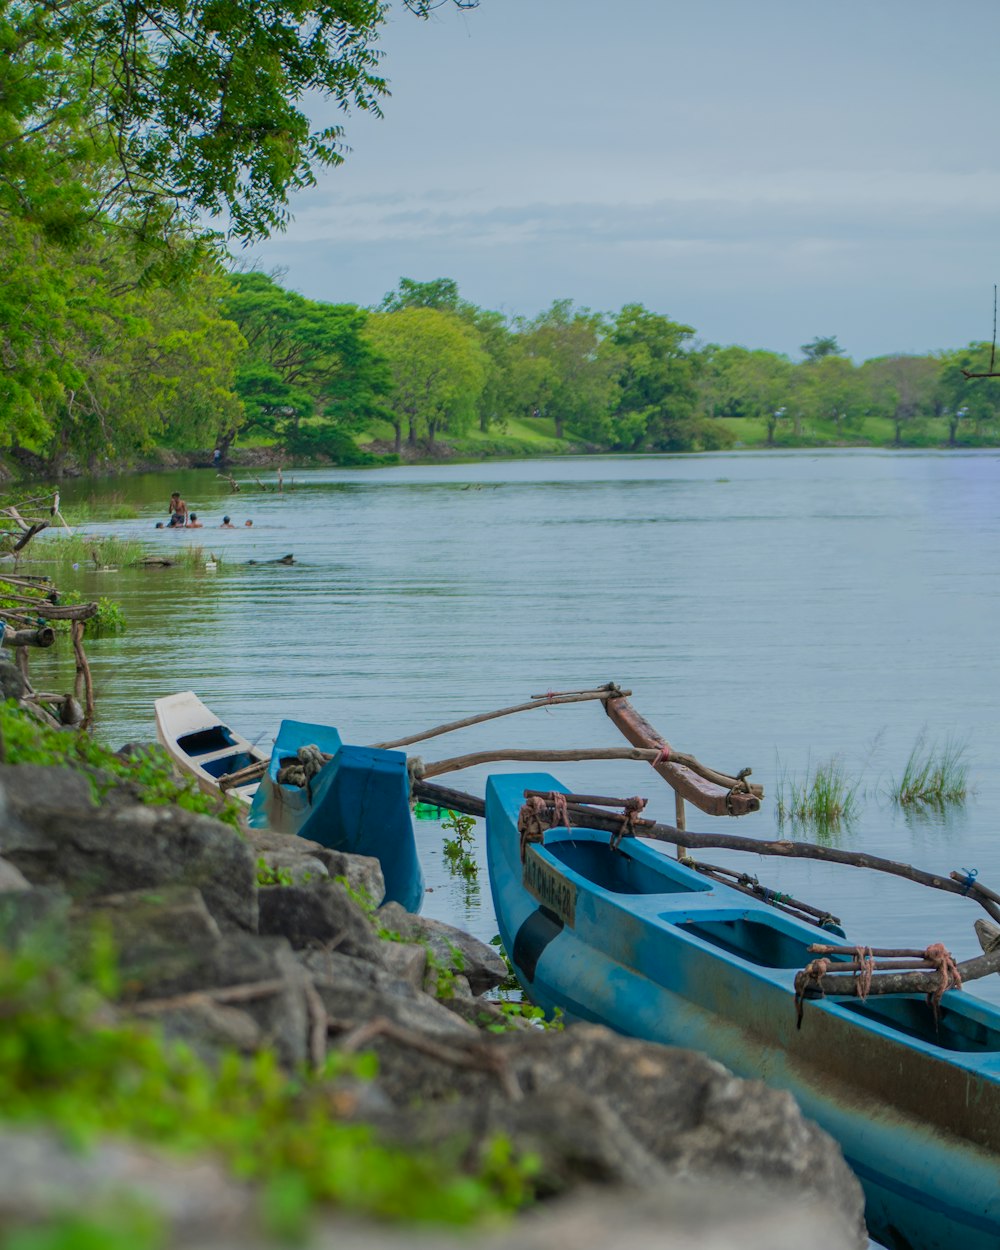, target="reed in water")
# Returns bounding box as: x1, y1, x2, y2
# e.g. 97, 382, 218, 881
775, 754, 862, 832
889, 733, 969, 808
